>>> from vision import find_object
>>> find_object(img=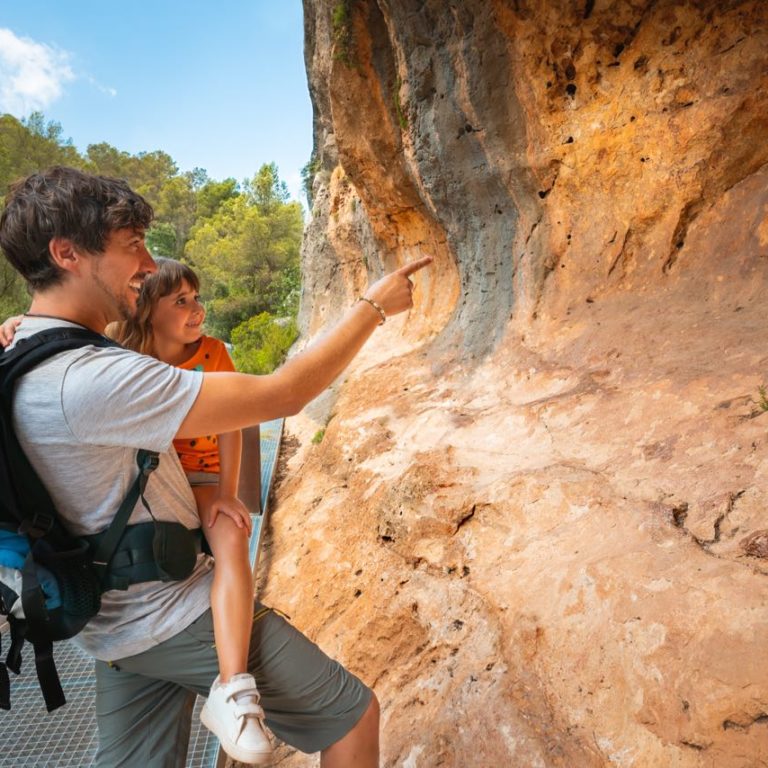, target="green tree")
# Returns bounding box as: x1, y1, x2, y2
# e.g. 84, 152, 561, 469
0, 260, 29, 319
85, 147, 204, 260
196, 177, 239, 221
264, 260, 301, 317
130, 151, 179, 204
153, 174, 197, 259
84, 142, 134, 179
248, 162, 289, 214
301, 153, 321, 207
185, 164, 303, 339
0, 113, 83, 316
230, 312, 298, 375
0, 114, 304, 331
0, 113, 82, 188
145, 222, 178, 258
